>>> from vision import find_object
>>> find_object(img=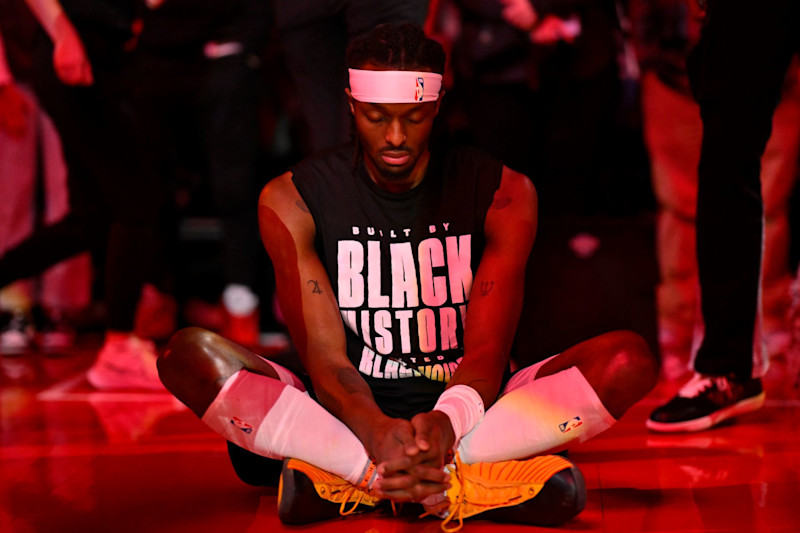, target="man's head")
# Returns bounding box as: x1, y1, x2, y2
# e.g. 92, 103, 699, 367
345, 23, 446, 191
